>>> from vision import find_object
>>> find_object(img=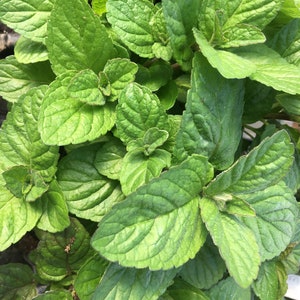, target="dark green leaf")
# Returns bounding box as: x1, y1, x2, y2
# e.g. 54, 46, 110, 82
208, 277, 251, 300
74, 254, 109, 300
93, 263, 177, 300
30, 218, 94, 281
179, 238, 226, 290
0, 263, 36, 300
